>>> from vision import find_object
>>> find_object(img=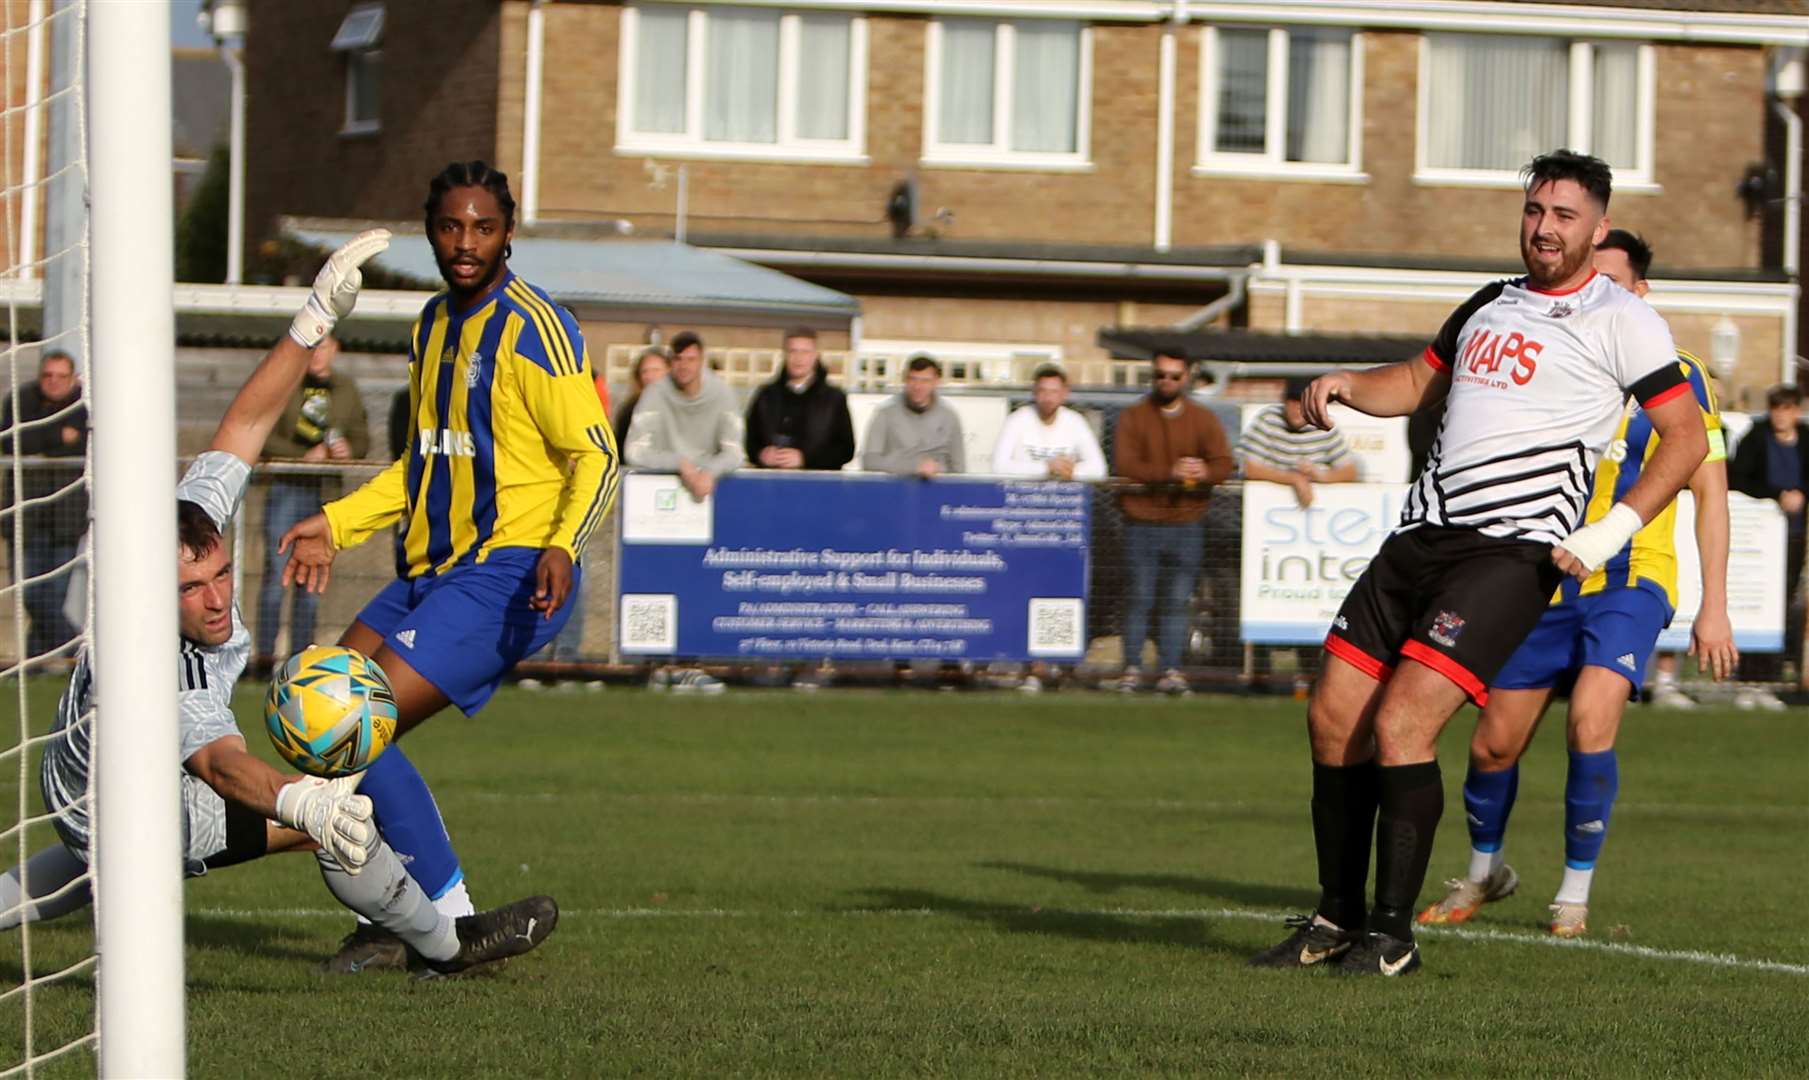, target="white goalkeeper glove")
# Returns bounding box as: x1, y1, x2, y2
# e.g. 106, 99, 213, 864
288, 228, 392, 349
1553, 502, 1644, 578
275, 775, 376, 874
